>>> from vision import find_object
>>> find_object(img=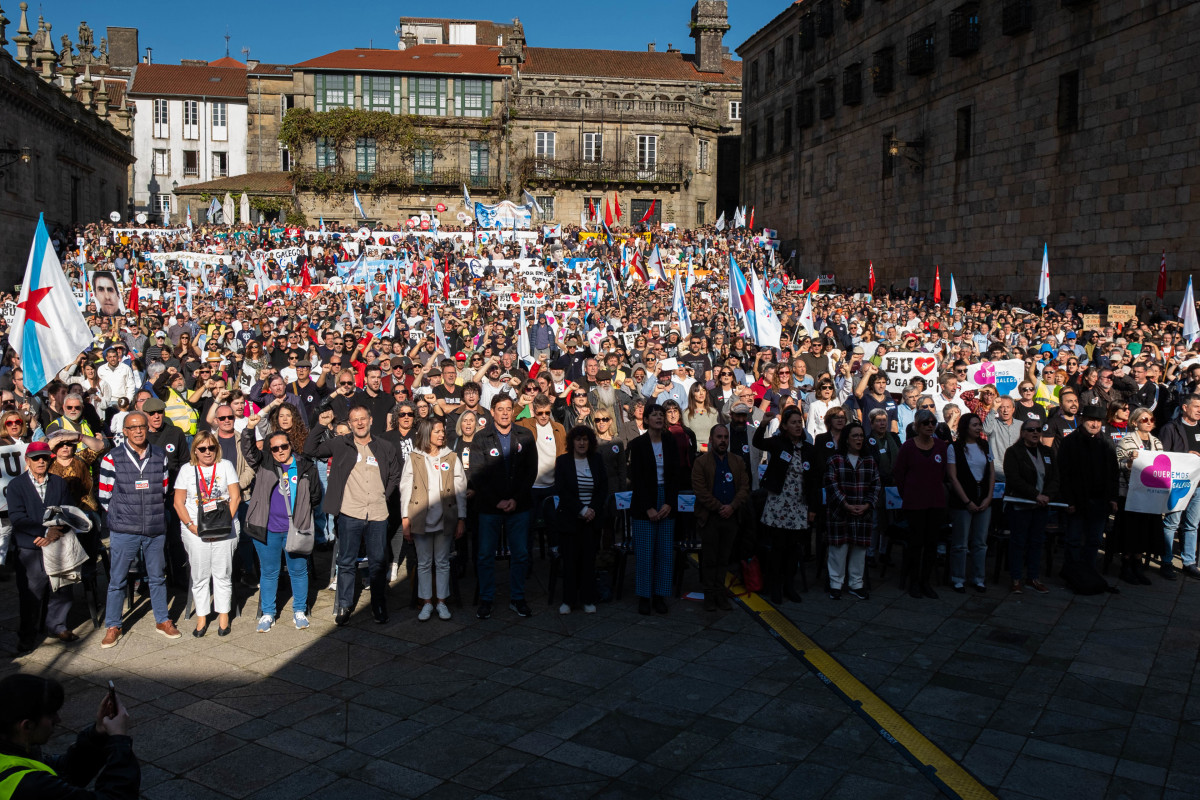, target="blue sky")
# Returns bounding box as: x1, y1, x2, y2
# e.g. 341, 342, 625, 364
33, 0, 780, 66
